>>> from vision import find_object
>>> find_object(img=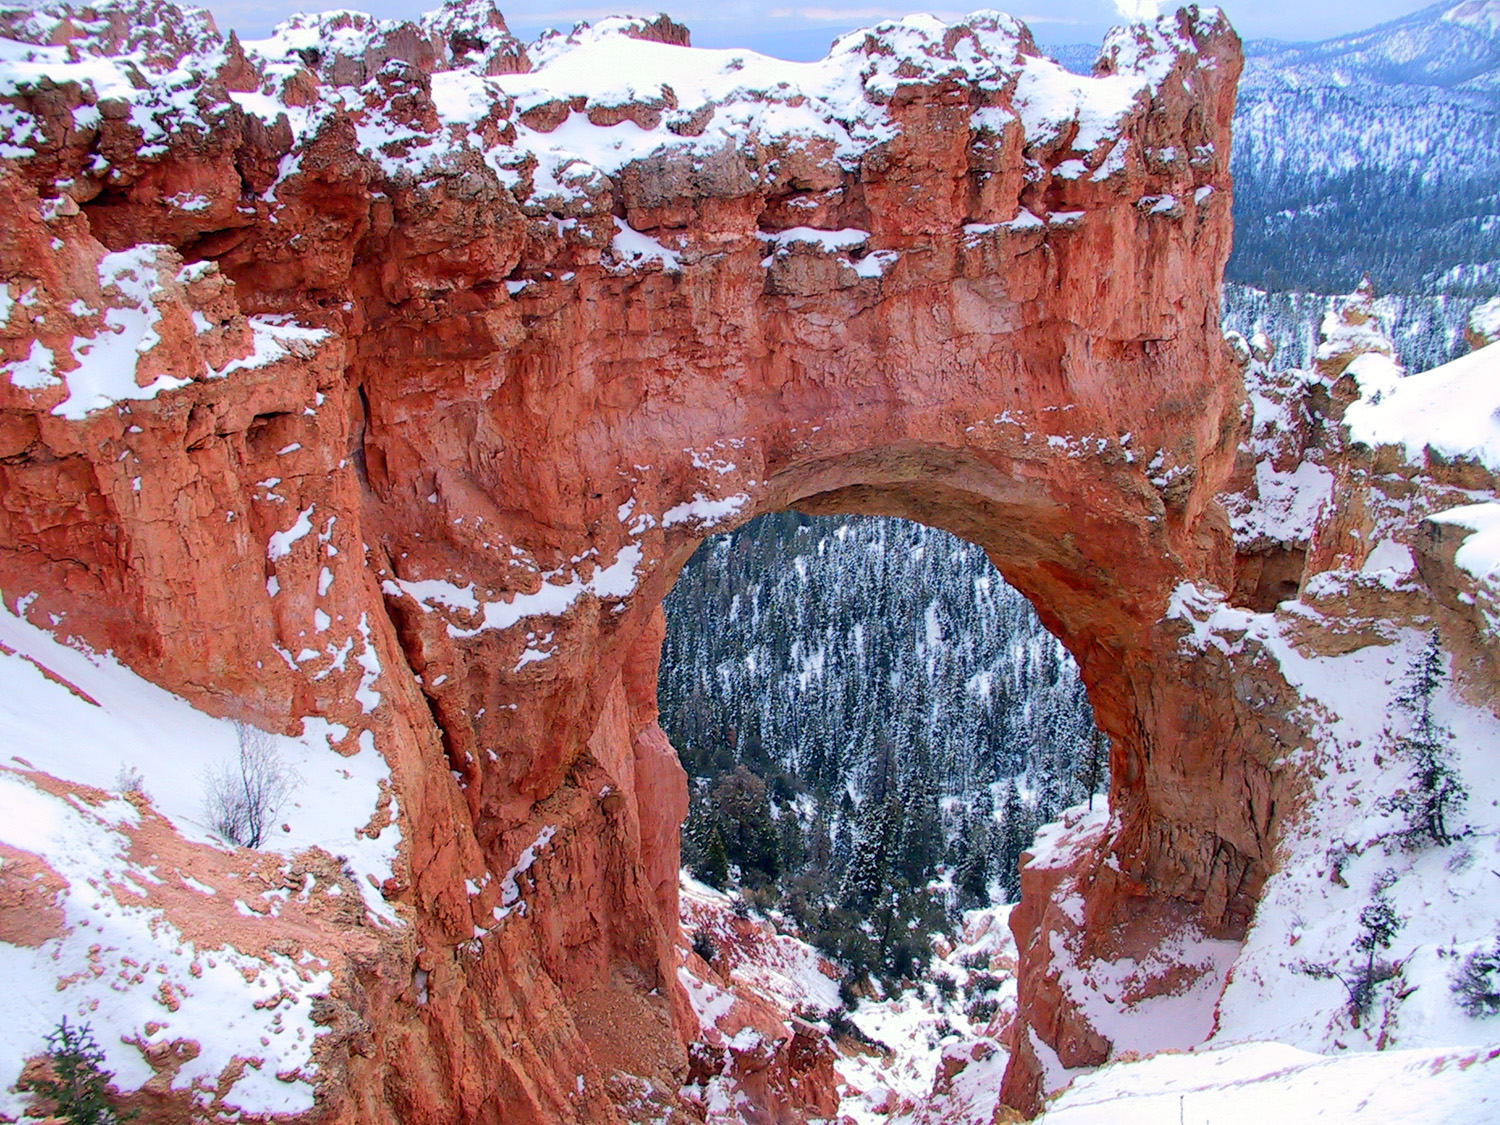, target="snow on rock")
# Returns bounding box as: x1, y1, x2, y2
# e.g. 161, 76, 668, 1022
675, 876, 843, 1121
1314, 284, 1396, 378
610, 217, 682, 272
1050, 920, 1240, 1057
0, 601, 401, 1118
676, 874, 1022, 1125
834, 905, 1019, 1125
661, 493, 749, 531
0, 236, 330, 421
206, 316, 331, 381
383, 543, 644, 640
0, 0, 1227, 248
267, 505, 315, 561
681, 874, 841, 1020
493, 823, 555, 918
759, 227, 870, 254
1430, 502, 1500, 594
1345, 338, 1500, 472
0, 774, 333, 1118
51, 245, 193, 419
1427, 501, 1500, 638
3, 338, 56, 389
